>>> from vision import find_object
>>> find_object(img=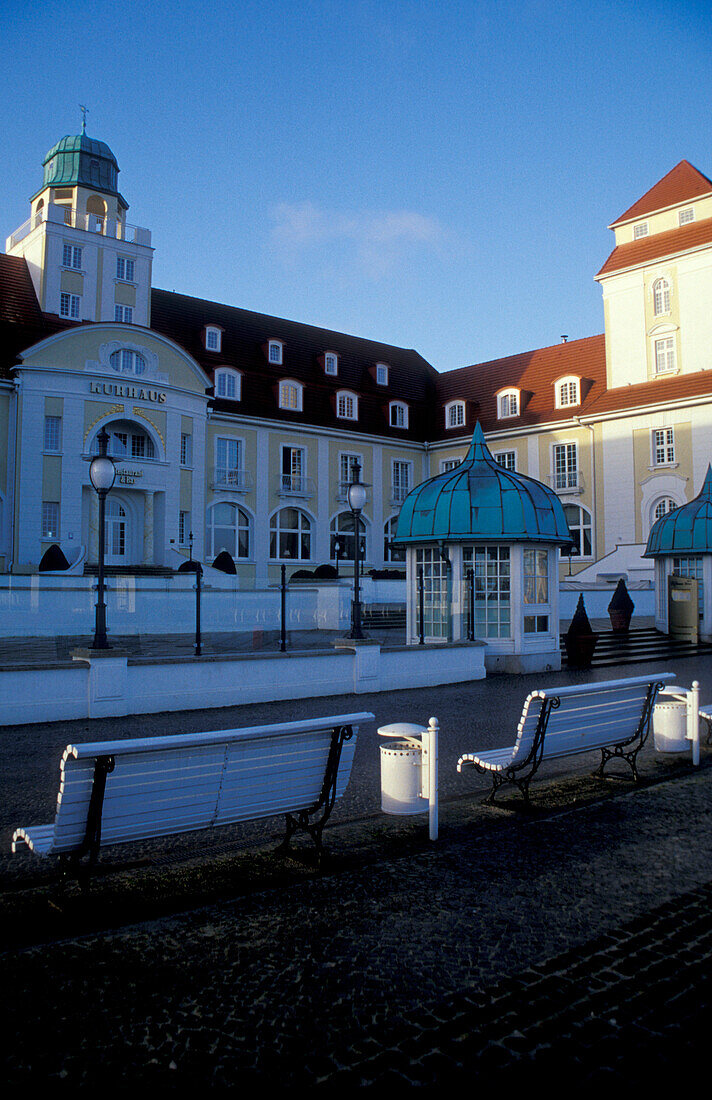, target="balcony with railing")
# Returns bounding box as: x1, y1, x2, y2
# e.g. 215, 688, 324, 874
390, 483, 411, 507
279, 474, 316, 499
549, 470, 585, 494
7, 203, 151, 250
211, 467, 253, 493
